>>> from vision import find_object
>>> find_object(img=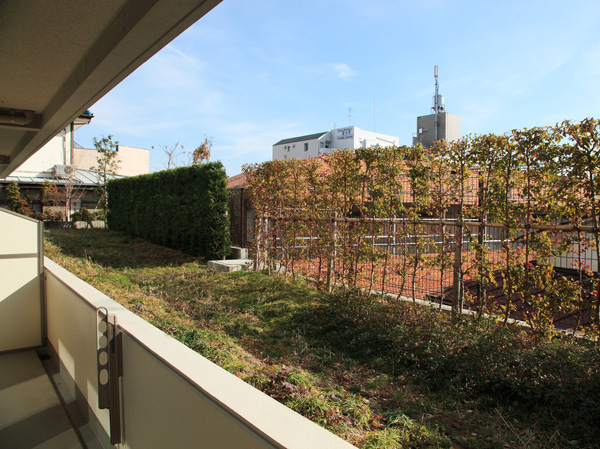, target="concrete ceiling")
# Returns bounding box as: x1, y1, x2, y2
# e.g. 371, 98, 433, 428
0, 0, 221, 178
